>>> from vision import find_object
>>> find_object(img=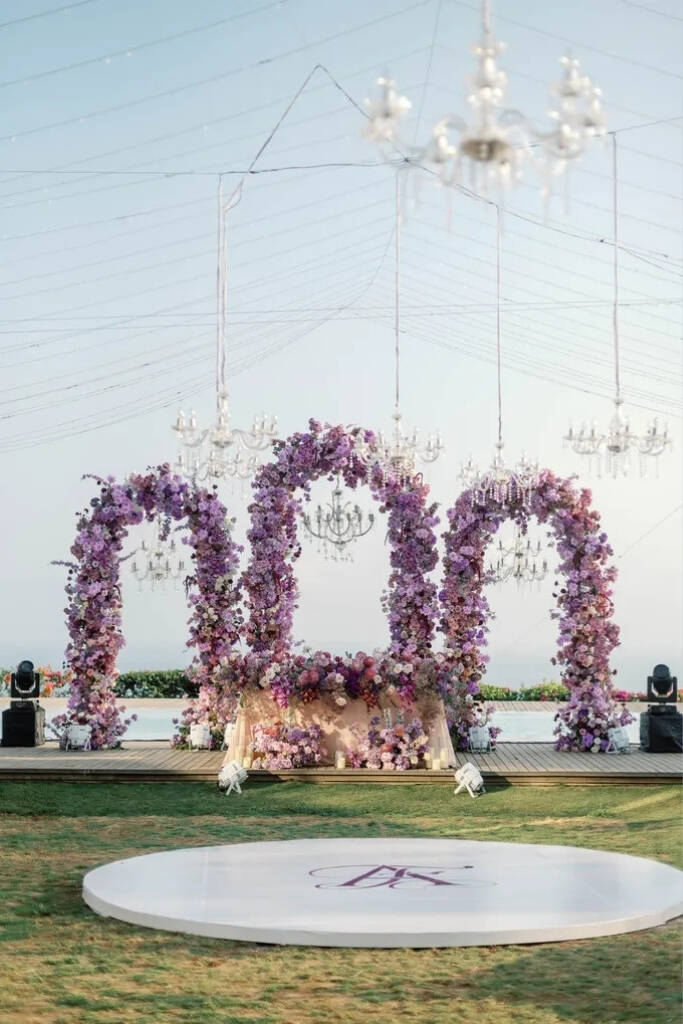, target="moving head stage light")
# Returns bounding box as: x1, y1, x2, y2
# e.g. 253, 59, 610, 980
10, 660, 40, 701
1, 659, 45, 748
641, 663, 682, 754
647, 664, 678, 704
